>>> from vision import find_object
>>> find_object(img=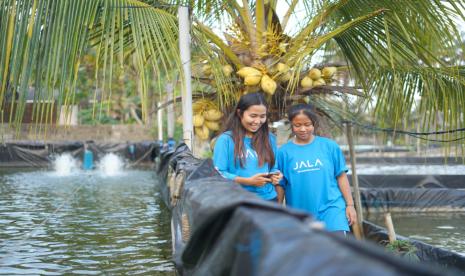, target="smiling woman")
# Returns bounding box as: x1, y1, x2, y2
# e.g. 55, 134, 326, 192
212, 92, 283, 202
